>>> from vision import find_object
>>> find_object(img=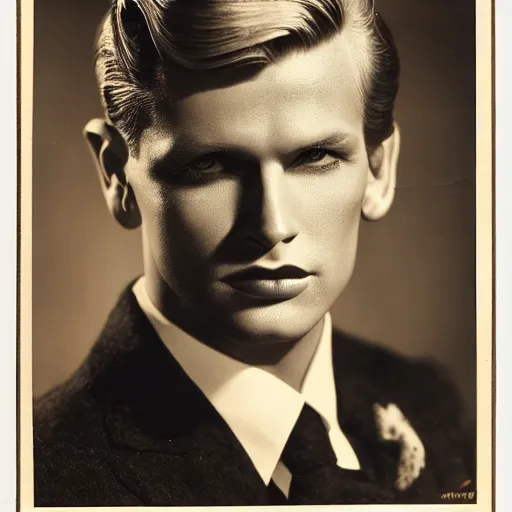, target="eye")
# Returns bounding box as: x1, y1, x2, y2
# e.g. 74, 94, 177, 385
297, 148, 341, 170
186, 157, 223, 174
305, 149, 329, 162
